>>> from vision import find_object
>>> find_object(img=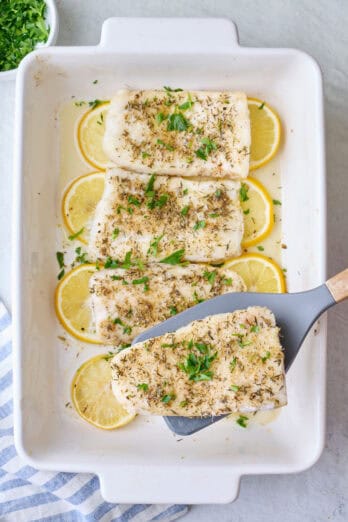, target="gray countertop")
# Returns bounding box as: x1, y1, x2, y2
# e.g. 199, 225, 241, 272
0, 1, 347, 520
